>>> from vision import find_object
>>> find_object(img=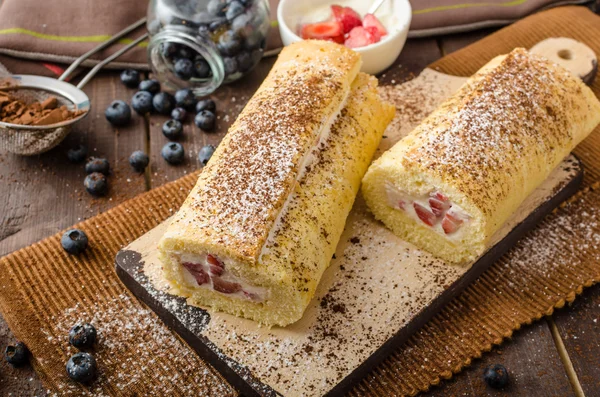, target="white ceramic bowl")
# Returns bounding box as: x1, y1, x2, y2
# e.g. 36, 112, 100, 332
277, 0, 412, 75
